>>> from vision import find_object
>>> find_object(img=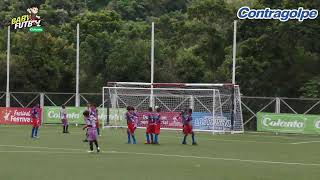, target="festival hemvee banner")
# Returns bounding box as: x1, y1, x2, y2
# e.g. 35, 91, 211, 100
0, 107, 42, 125
257, 112, 320, 134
